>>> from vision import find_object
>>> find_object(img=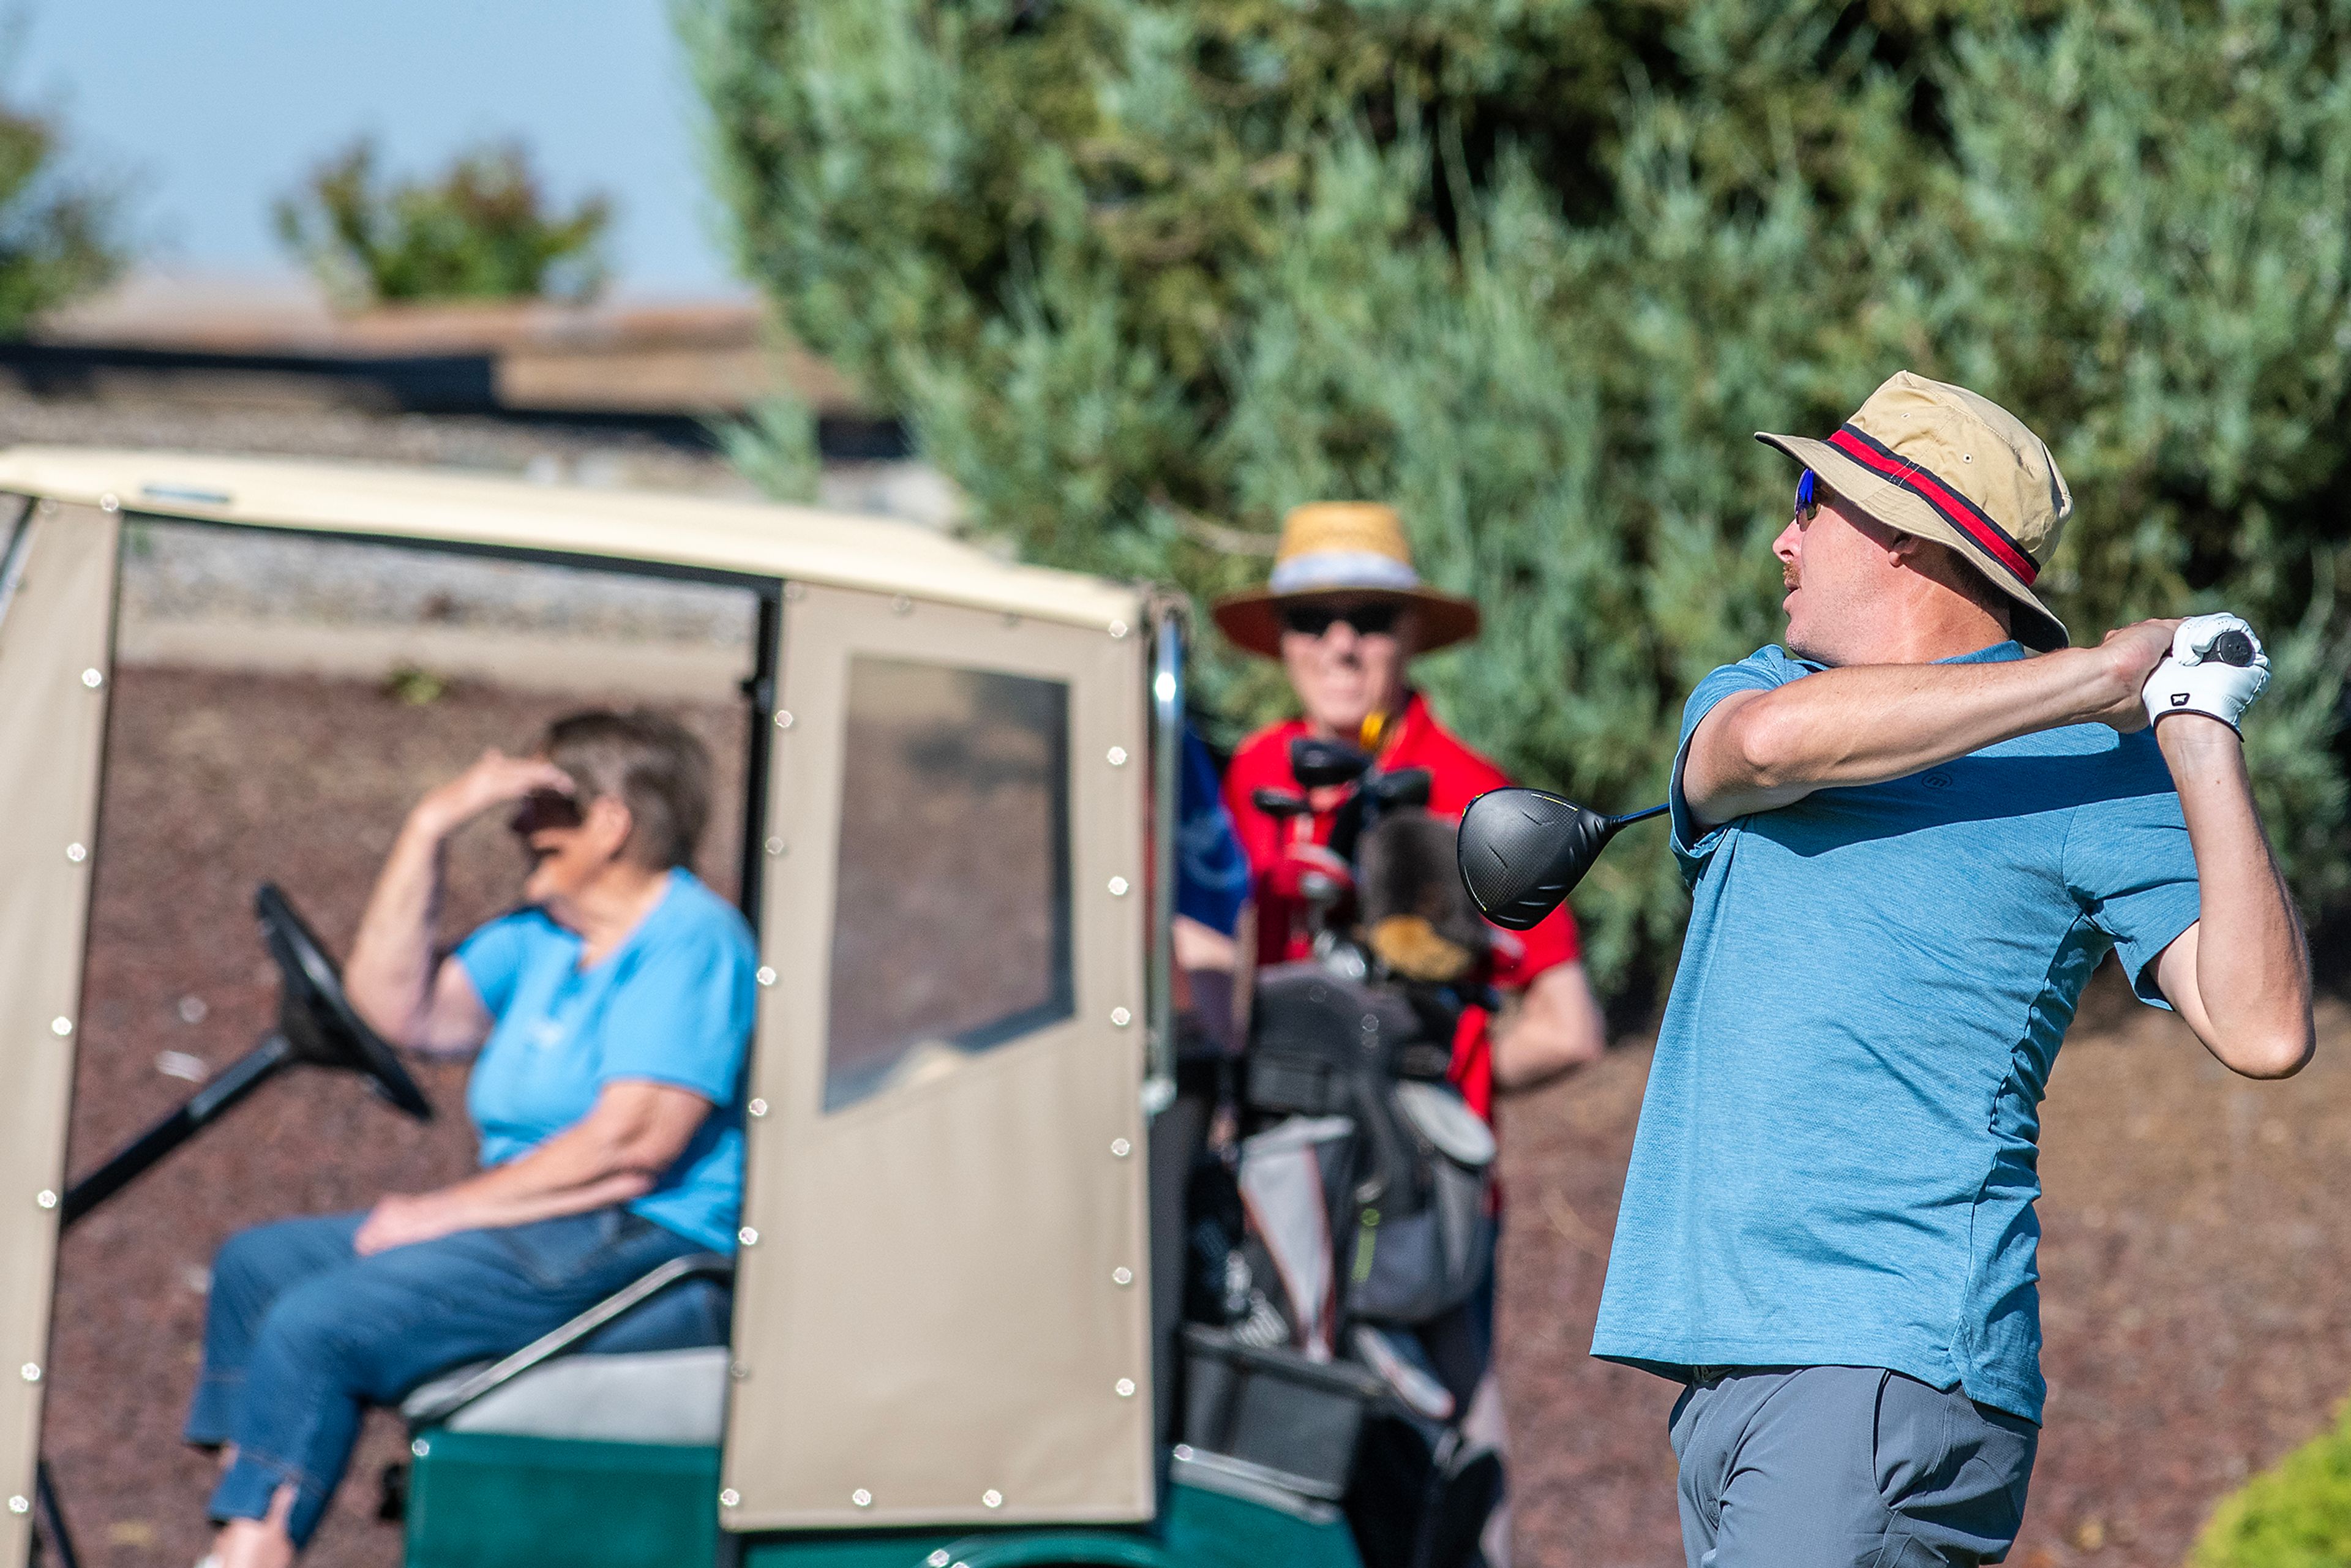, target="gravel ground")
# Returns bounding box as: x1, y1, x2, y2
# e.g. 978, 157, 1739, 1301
124, 517, 758, 648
